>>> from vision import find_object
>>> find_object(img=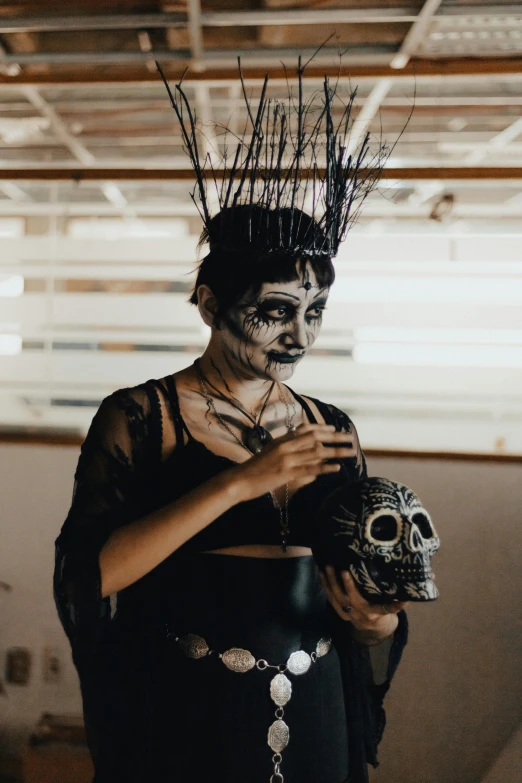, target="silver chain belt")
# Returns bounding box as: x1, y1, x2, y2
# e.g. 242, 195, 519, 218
166, 627, 333, 783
